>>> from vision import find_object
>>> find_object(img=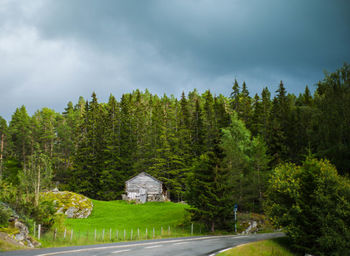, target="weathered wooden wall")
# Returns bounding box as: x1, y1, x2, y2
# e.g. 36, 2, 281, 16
126, 173, 162, 195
